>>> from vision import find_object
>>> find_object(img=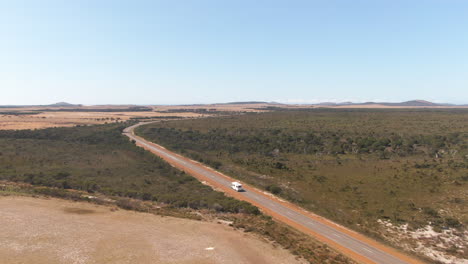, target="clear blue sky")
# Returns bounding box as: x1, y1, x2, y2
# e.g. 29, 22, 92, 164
1, 0, 467, 105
